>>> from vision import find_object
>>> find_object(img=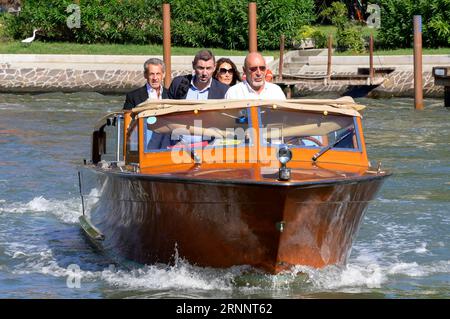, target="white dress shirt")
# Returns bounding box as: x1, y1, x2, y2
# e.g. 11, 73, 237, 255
225, 81, 286, 100
146, 83, 163, 100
